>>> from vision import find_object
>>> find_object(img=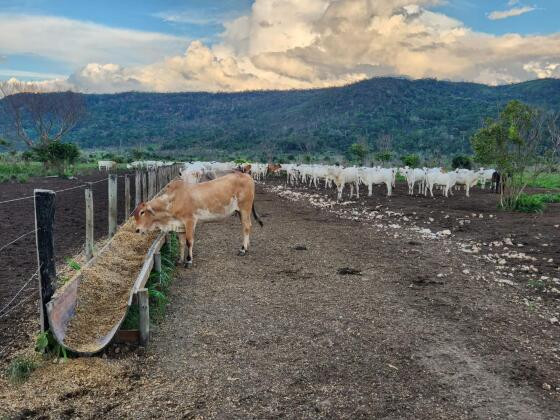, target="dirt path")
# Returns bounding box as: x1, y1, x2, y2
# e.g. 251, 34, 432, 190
2, 186, 559, 419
